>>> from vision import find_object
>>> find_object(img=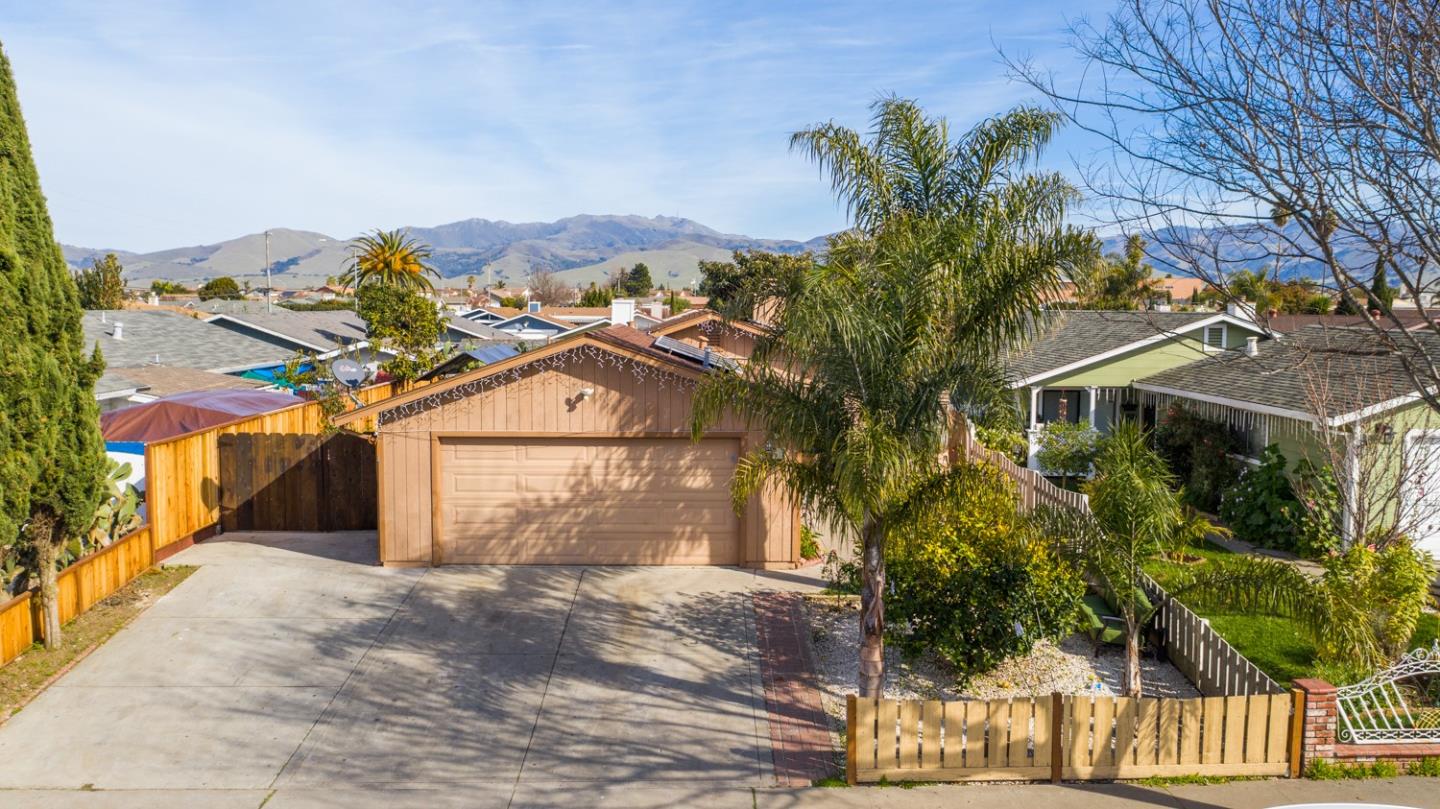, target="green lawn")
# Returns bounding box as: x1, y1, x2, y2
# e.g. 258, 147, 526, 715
1144, 543, 1437, 687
